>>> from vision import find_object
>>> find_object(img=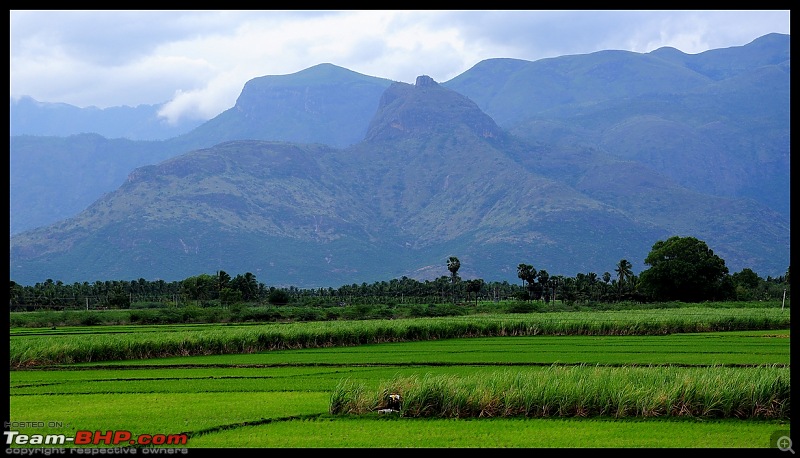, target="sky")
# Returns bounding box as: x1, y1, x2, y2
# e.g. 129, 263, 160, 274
10, 10, 791, 125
